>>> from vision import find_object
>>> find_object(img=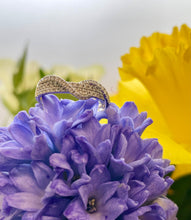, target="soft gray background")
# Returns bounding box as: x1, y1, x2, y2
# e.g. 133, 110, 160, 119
0, 0, 191, 124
